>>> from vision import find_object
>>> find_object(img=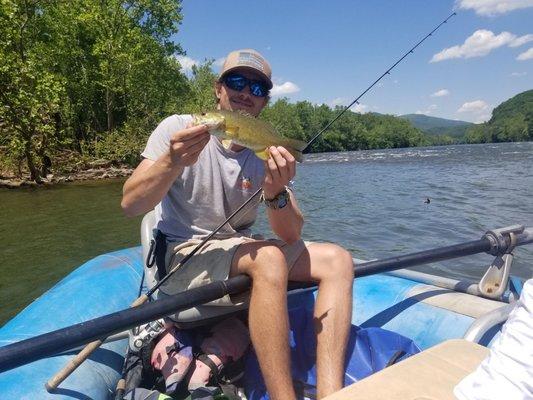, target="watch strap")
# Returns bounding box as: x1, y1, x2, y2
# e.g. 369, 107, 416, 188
261, 188, 290, 210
